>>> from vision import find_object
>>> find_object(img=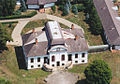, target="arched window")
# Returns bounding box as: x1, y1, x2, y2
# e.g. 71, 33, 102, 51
61, 55, 65, 61
30, 58, 34, 63
52, 56, 55, 62
37, 57, 40, 62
